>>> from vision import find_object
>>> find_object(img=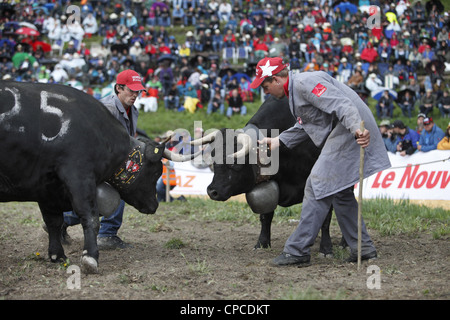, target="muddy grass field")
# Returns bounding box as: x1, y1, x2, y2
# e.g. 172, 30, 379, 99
0, 198, 448, 304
